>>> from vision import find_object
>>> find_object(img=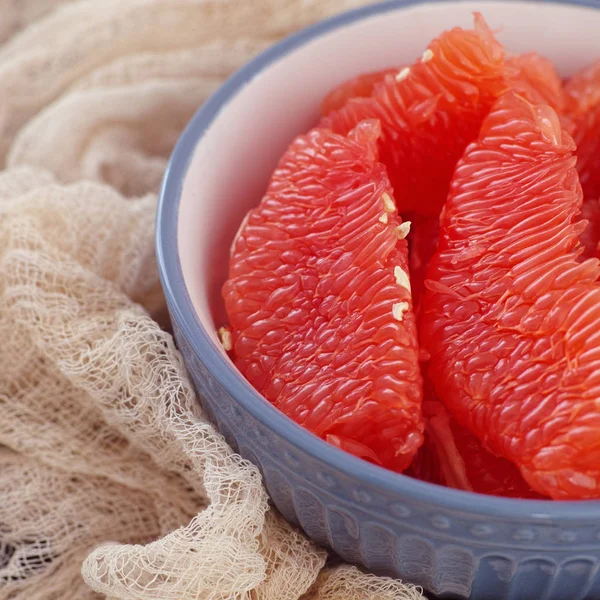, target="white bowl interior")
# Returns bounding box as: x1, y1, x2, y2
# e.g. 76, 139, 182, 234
178, 0, 600, 344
